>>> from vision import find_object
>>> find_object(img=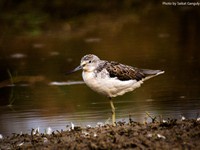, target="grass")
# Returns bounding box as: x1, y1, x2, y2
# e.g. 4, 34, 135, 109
7, 69, 16, 107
